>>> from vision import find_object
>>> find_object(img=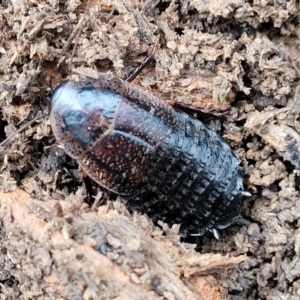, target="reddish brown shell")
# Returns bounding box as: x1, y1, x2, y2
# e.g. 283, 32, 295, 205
50, 73, 246, 236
